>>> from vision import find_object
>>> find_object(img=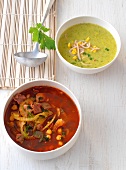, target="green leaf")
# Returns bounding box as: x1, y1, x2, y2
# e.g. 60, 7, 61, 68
38, 31, 43, 44
36, 23, 42, 29
41, 25, 50, 32
44, 34, 56, 50
40, 38, 46, 49
39, 32, 45, 49
36, 23, 50, 32
29, 27, 36, 33
29, 24, 55, 50
32, 29, 39, 42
